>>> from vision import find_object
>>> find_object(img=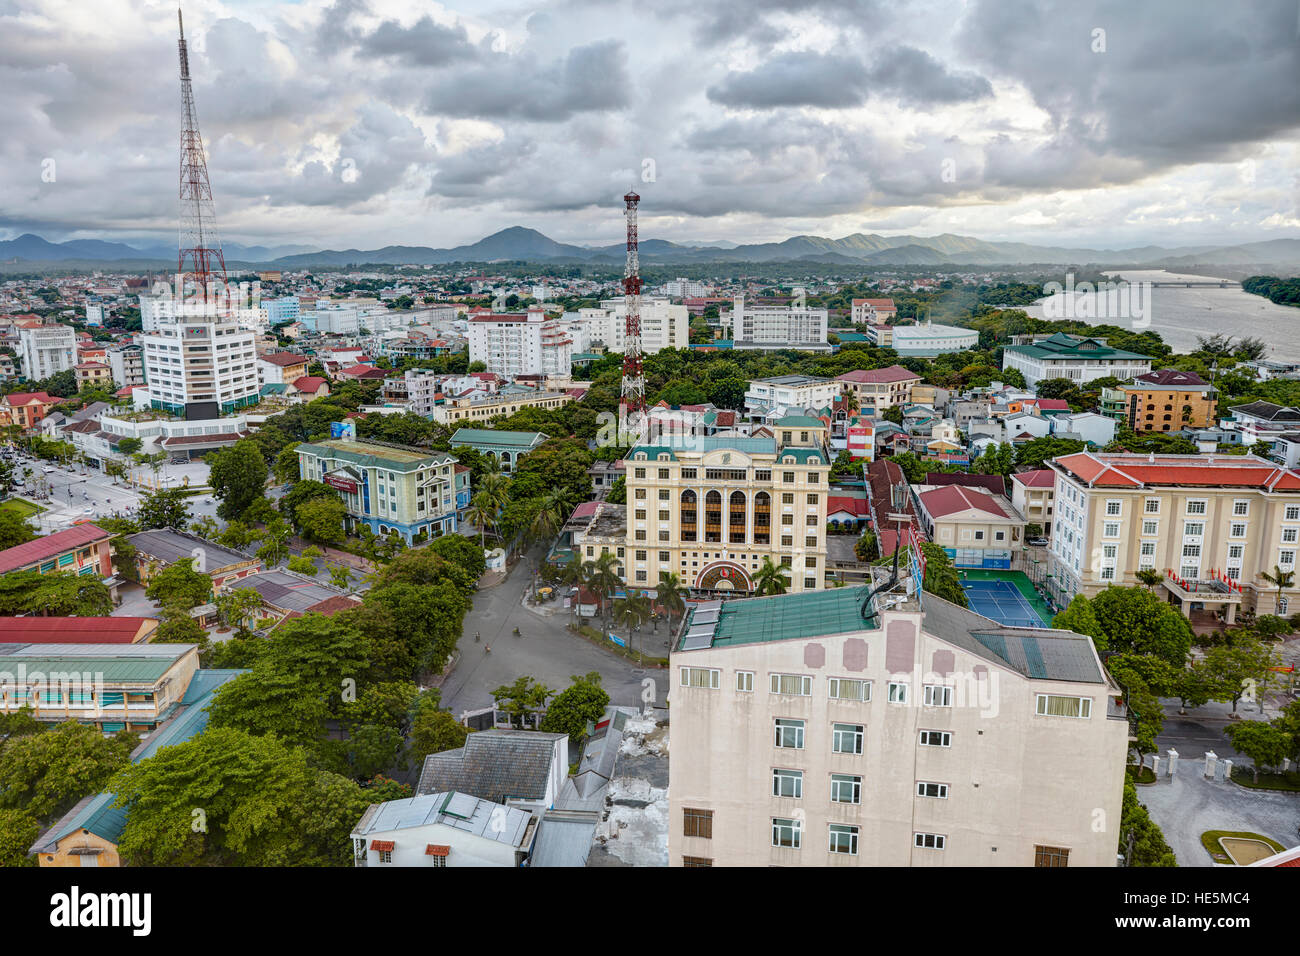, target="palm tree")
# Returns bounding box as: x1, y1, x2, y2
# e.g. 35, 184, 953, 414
558, 558, 589, 624
479, 472, 509, 514
1260, 565, 1295, 615
656, 570, 689, 631
1136, 569, 1163, 591
587, 551, 623, 626
753, 556, 791, 596
613, 589, 653, 663
465, 492, 497, 548
528, 488, 568, 546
